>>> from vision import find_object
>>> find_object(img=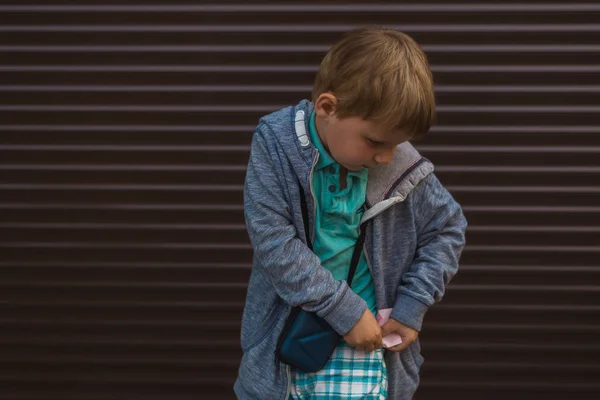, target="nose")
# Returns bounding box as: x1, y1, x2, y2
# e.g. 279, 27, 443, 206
374, 149, 394, 165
